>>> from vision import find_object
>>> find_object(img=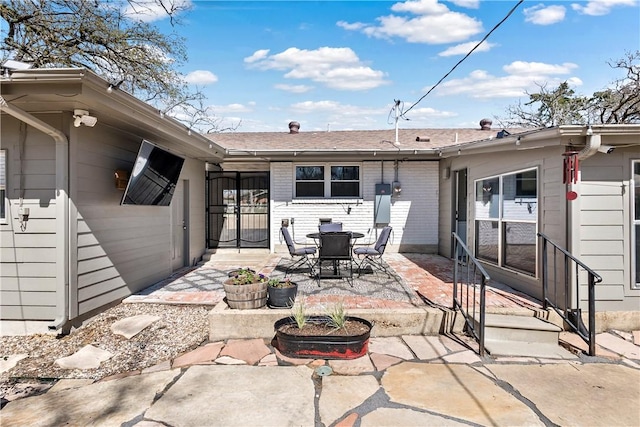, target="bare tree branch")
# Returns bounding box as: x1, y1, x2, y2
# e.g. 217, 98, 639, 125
1, 0, 228, 132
